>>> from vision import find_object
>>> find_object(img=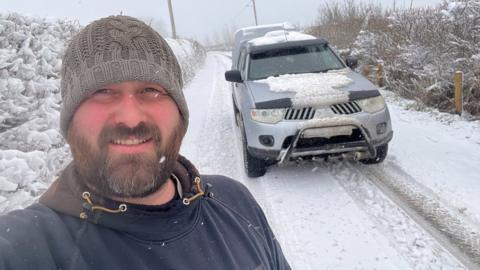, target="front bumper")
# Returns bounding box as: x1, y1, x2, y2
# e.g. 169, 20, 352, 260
243, 106, 393, 162
278, 127, 392, 163
248, 128, 392, 163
